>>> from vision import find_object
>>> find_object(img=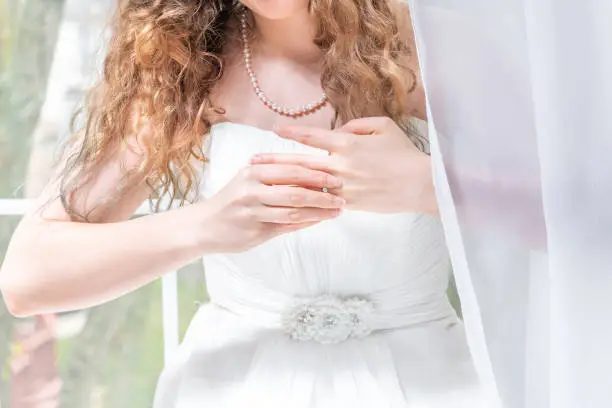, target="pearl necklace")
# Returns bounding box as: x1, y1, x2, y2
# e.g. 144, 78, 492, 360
239, 11, 328, 119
